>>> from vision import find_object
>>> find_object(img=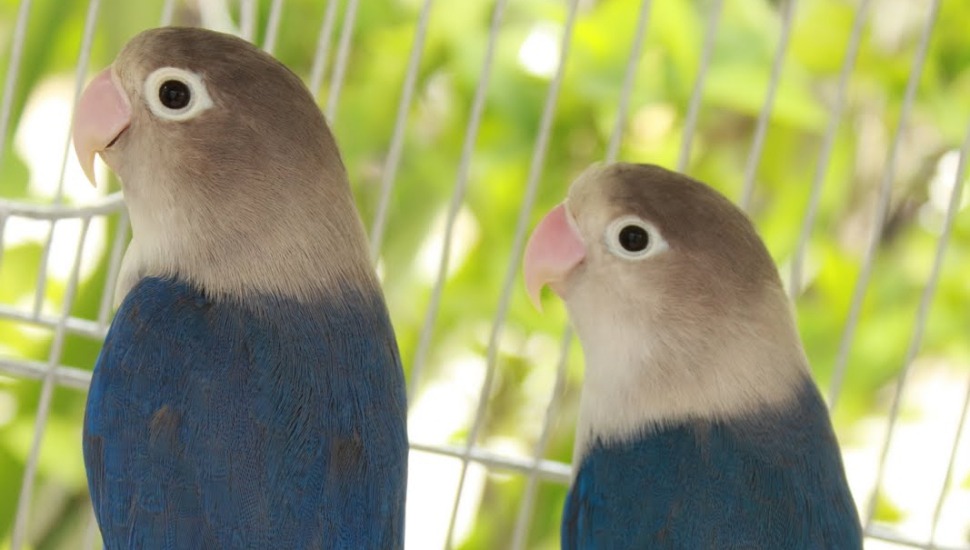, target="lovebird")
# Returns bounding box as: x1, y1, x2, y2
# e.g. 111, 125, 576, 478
72, 27, 408, 548
523, 163, 862, 549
